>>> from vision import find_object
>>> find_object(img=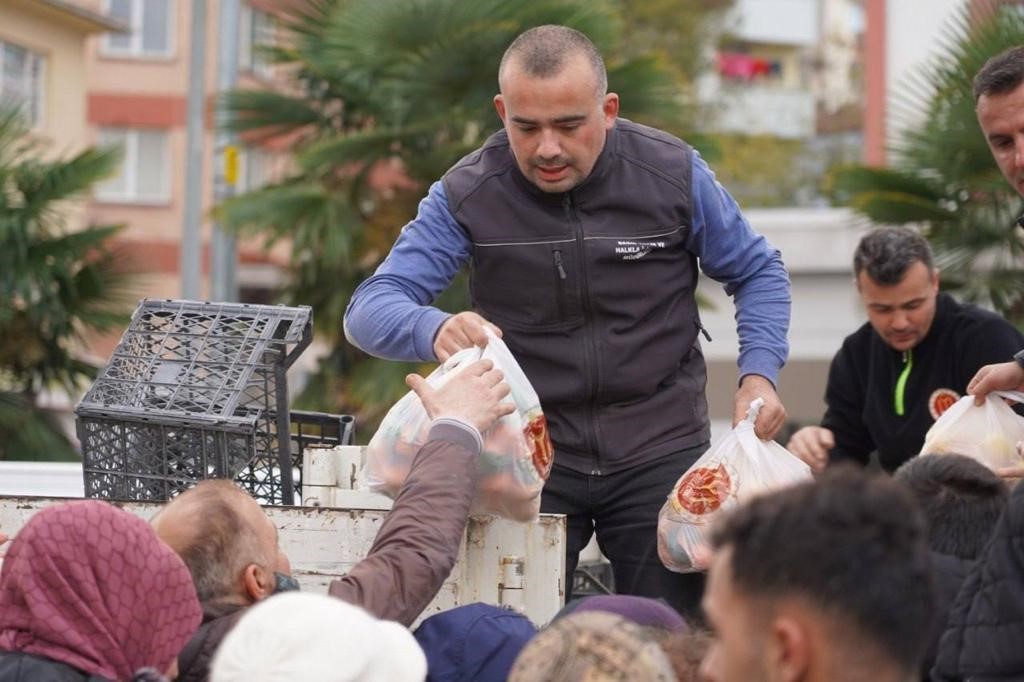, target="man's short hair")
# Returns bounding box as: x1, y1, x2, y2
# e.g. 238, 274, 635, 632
499, 25, 607, 96
709, 467, 934, 676
974, 46, 1024, 101
156, 480, 273, 603
894, 454, 1009, 560
853, 226, 934, 285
